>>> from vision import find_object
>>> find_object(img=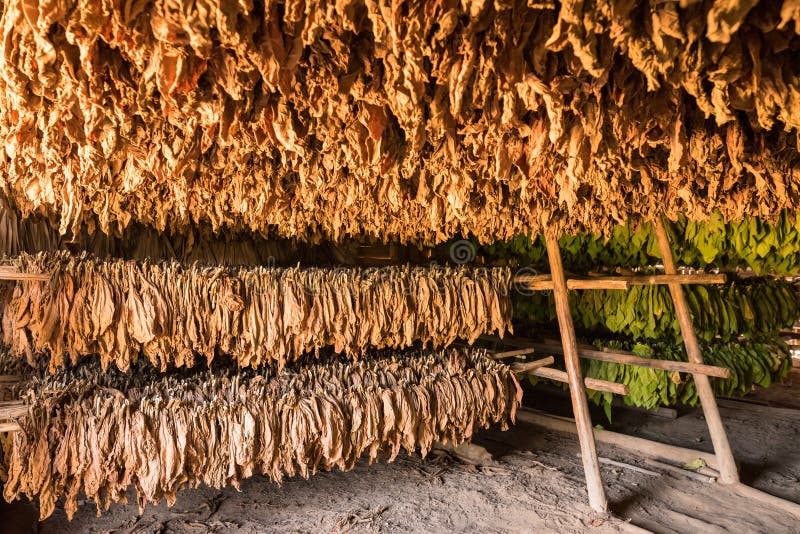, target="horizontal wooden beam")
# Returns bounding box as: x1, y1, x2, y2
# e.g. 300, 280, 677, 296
482, 335, 731, 379
566, 279, 628, 290
514, 275, 629, 291
0, 422, 21, 433
0, 402, 28, 419
516, 408, 720, 470
510, 356, 555, 373
0, 266, 50, 281
492, 347, 536, 359
512, 273, 726, 291
582, 347, 731, 379
625, 273, 727, 285
527, 366, 629, 395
